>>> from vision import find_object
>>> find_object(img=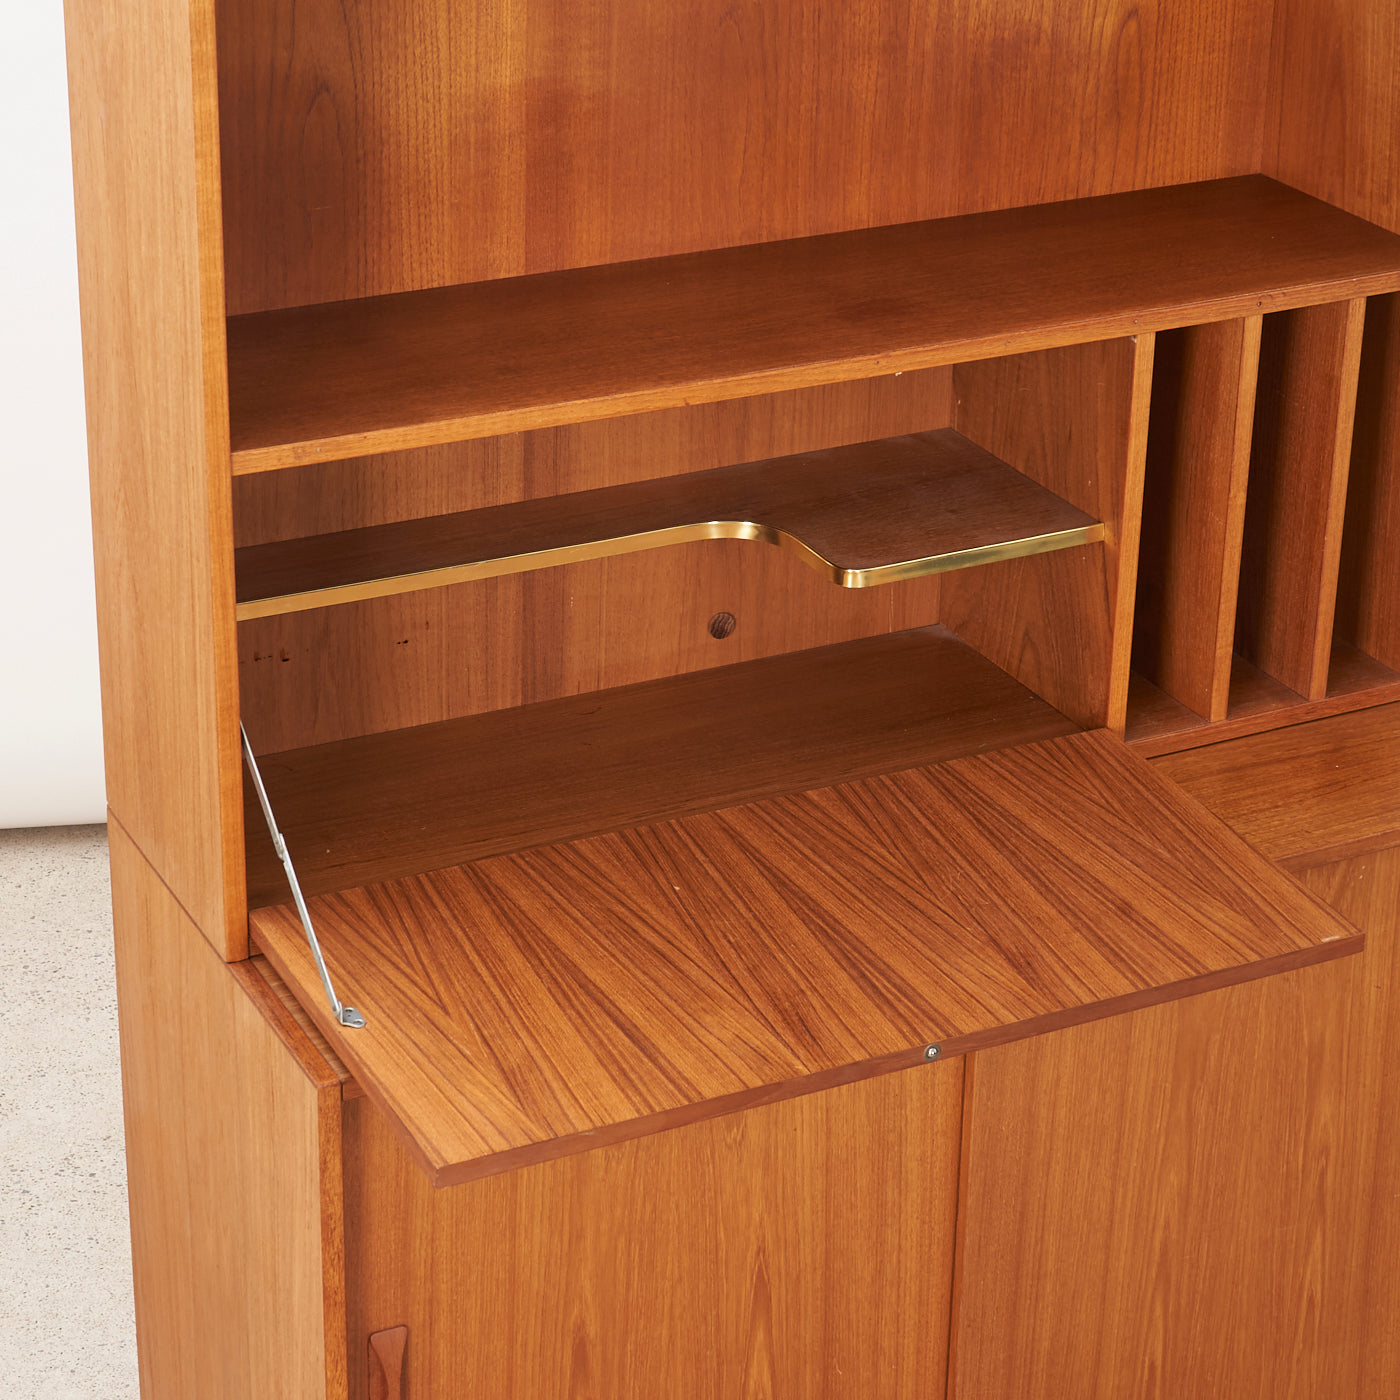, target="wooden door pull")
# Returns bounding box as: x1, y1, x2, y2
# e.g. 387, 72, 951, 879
369, 1326, 408, 1400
